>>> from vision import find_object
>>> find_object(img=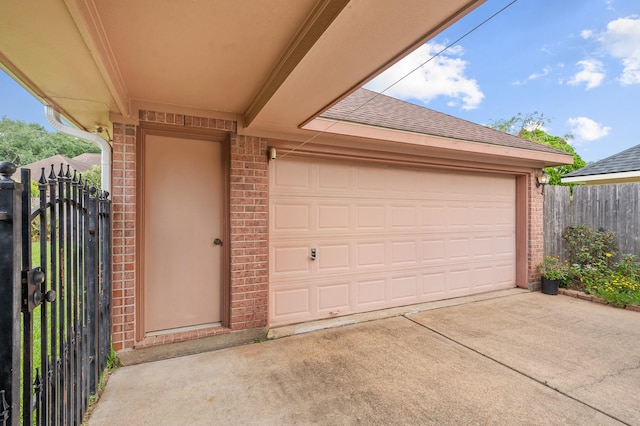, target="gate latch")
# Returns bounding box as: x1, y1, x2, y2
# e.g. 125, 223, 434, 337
21, 267, 55, 313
